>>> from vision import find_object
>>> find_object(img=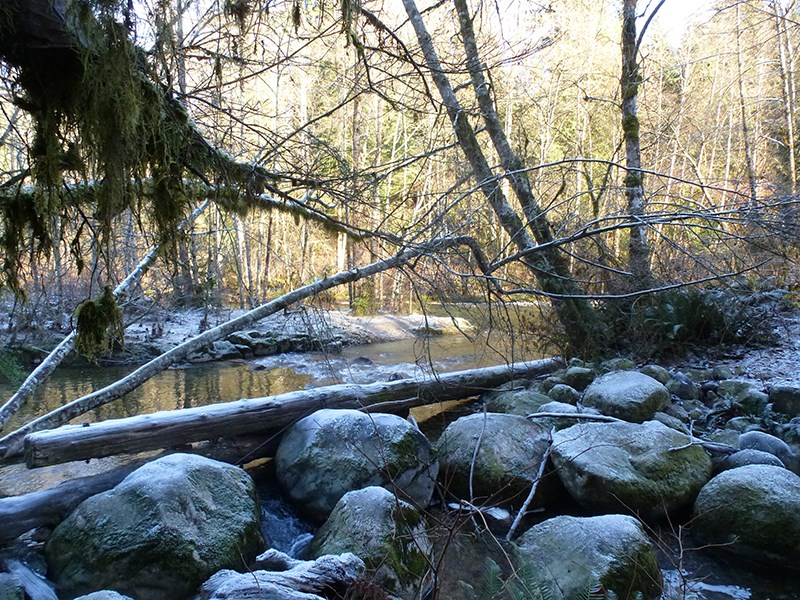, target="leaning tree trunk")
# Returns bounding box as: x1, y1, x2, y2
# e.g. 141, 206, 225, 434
621, 0, 652, 288
402, 0, 601, 355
